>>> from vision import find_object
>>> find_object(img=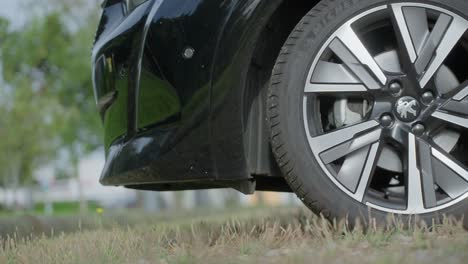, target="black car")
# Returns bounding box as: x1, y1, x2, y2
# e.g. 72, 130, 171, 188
93, 0, 468, 225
